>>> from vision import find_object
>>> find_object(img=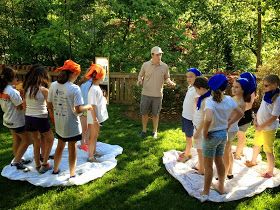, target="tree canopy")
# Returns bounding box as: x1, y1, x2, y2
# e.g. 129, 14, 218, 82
0, 0, 279, 73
